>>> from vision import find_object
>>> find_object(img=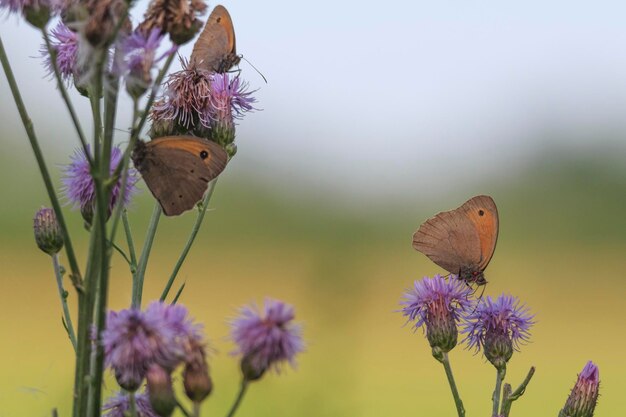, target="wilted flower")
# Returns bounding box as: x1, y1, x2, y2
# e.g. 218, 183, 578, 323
40, 22, 79, 83
139, 0, 207, 45
33, 207, 63, 255
102, 301, 202, 391
208, 72, 256, 149
400, 275, 474, 357
103, 391, 159, 417
559, 361, 600, 417
116, 28, 170, 98
62, 146, 137, 223
230, 299, 304, 381
183, 341, 212, 403
83, 0, 130, 46
462, 294, 534, 369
